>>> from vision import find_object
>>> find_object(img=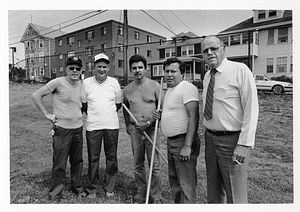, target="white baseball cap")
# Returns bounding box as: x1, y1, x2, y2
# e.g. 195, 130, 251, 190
94, 53, 110, 64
